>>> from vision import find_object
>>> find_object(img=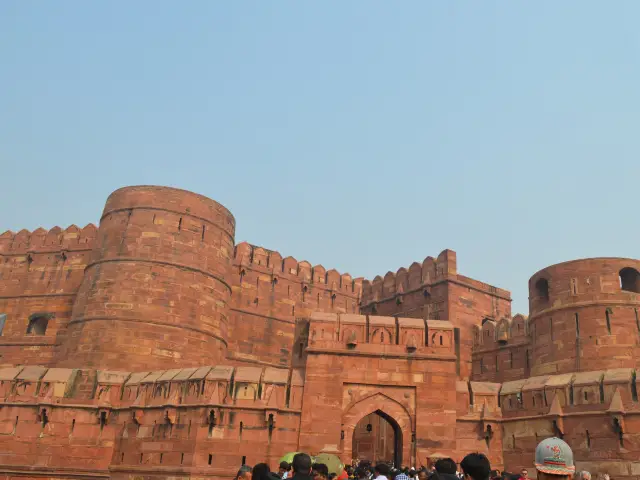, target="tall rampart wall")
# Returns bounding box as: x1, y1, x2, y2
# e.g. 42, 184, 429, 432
58, 186, 236, 371
360, 250, 512, 378
228, 242, 362, 368
528, 258, 640, 376
471, 314, 531, 383
0, 225, 97, 366
0, 364, 304, 479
